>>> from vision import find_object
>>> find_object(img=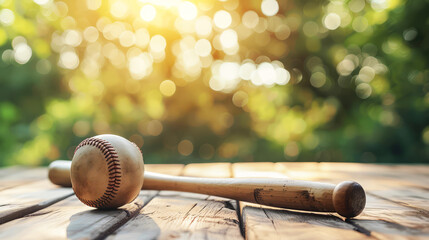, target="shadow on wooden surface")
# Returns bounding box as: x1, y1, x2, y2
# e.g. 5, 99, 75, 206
349, 219, 429, 237
67, 207, 160, 240
242, 204, 371, 239
0, 163, 428, 240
